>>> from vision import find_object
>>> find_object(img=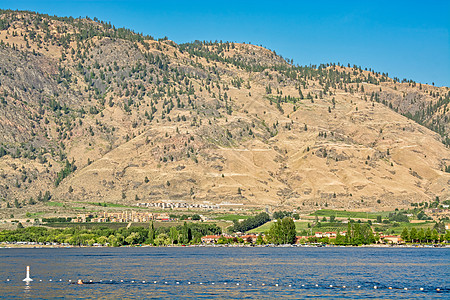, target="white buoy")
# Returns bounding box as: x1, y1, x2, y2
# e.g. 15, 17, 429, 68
89, 280, 93, 283
224, 282, 227, 285
288, 284, 292, 287
6, 279, 10, 282
131, 281, 135, 283
165, 281, 168, 284
419, 287, 424, 291
404, 288, 408, 290
59, 279, 62, 282
68, 280, 72, 283
436, 288, 441, 291
211, 282, 215, 285
153, 281, 156, 283
249, 283, 252, 286
262, 283, 265, 286
374, 286, 377, 289
199, 282, 203, 285
110, 280, 112, 282
176, 282, 179, 285
315, 284, 318, 287
142, 281, 146, 283
329, 285, 333, 287
275, 284, 278, 287
120, 280, 124, 283
49, 279, 52, 282
23, 266, 33, 282
188, 282, 191, 285
301, 284, 305, 287
343, 285, 346, 288
357, 285, 361, 288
